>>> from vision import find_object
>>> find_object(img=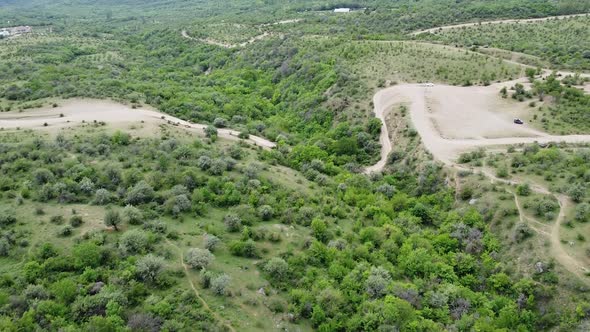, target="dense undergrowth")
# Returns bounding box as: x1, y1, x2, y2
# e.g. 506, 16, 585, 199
1, 128, 588, 330
1, 0, 590, 331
